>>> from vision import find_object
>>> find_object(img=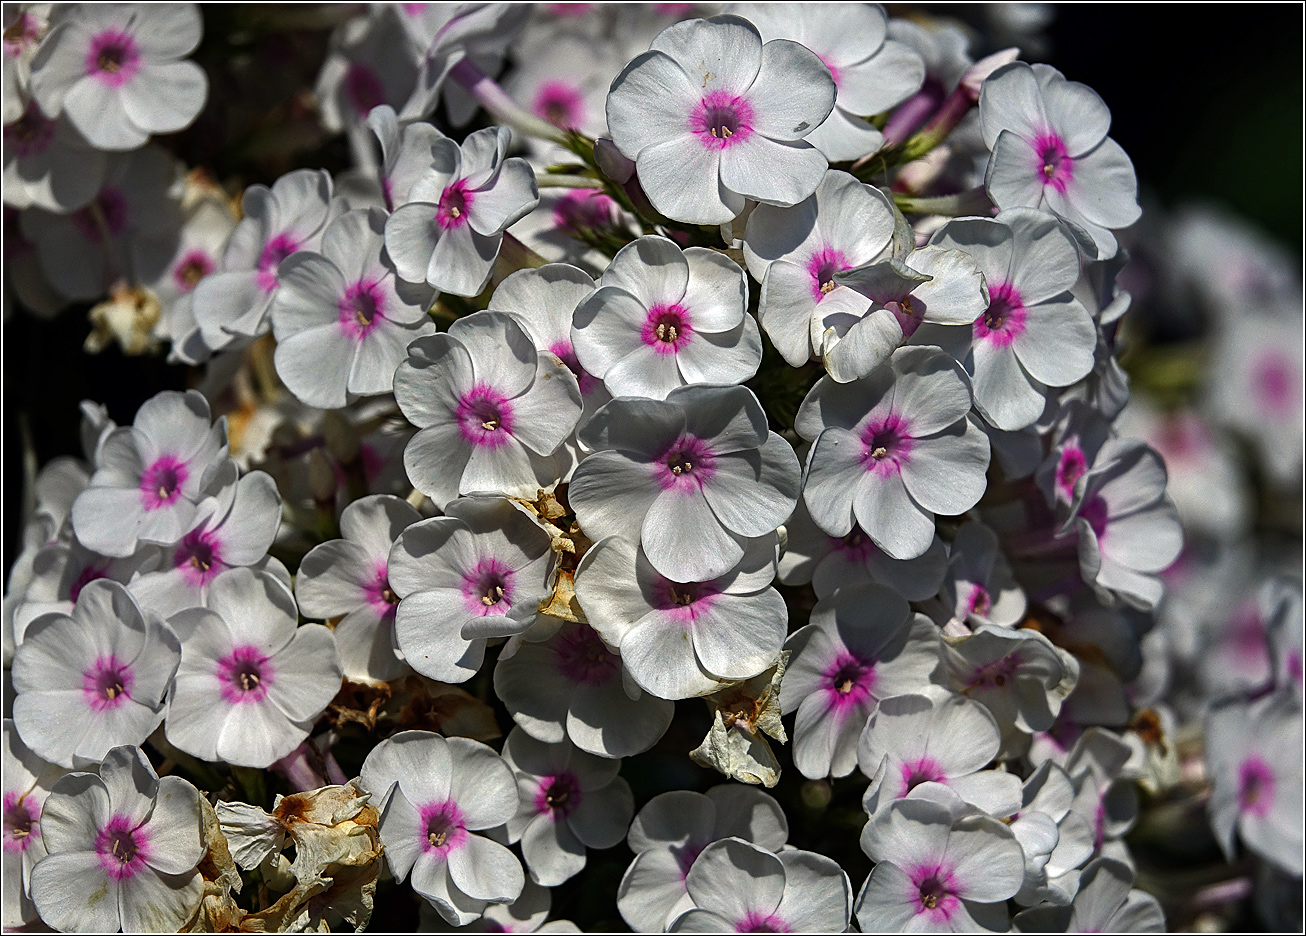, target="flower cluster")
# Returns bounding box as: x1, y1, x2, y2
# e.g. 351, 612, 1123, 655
4, 3, 1301, 934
